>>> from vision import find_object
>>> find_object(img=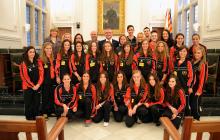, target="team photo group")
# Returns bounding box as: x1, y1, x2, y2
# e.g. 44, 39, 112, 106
19, 25, 207, 129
